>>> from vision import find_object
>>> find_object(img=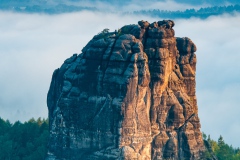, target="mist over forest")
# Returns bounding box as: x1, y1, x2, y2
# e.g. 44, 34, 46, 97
1, 0, 240, 18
